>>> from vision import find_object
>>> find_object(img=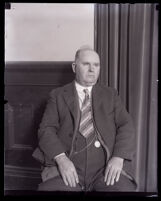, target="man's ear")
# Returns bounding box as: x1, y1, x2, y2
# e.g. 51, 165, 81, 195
72, 63, 76, 73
